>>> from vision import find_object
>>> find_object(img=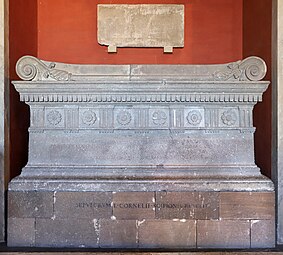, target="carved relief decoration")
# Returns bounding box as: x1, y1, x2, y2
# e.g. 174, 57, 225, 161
152, 111, 167, 126
213, 56, 267, 81
28, 106, 257, 132
16, 56, 72, 81
15, 56, 267, 82
46, 110, 62, 126
19, 93, 264, 104
221, 110, 237, 126
187, 110, 202, 126
82, 110, 97, 126
117, 111, 132, 126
